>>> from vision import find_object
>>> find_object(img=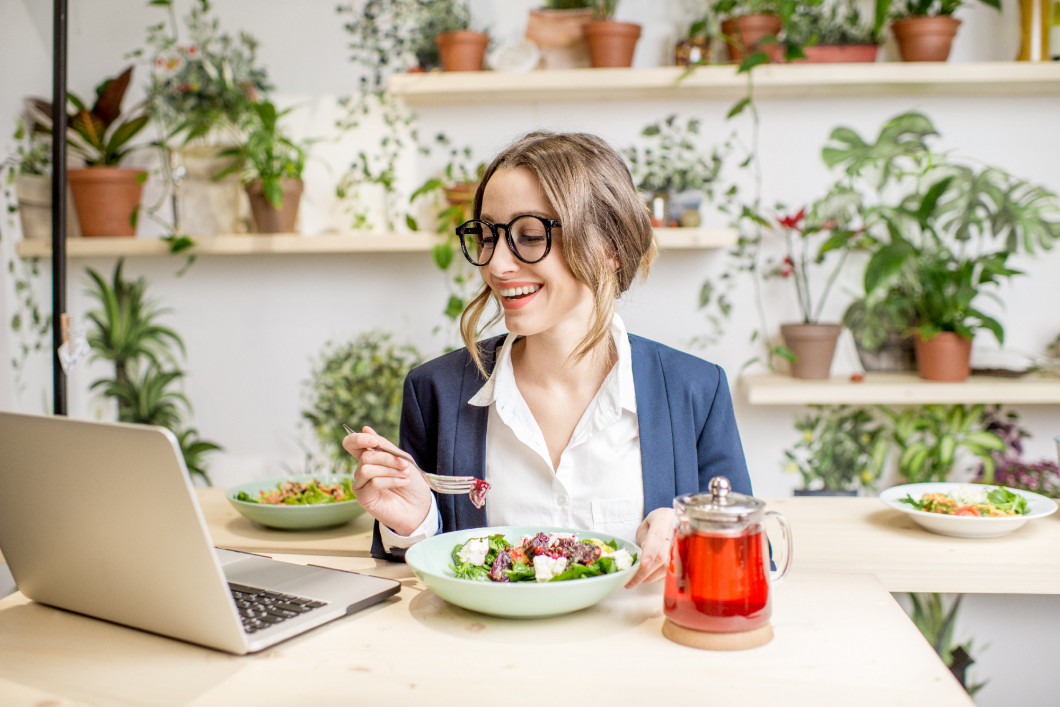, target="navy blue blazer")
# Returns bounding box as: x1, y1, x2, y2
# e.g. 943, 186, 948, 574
371, 334, 751, 560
